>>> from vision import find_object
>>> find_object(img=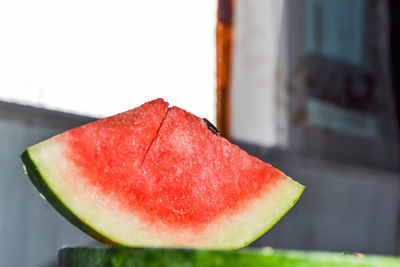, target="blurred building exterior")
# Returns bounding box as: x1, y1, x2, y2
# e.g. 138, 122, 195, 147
231, 0, 400, 255
0, 103, 97, 267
